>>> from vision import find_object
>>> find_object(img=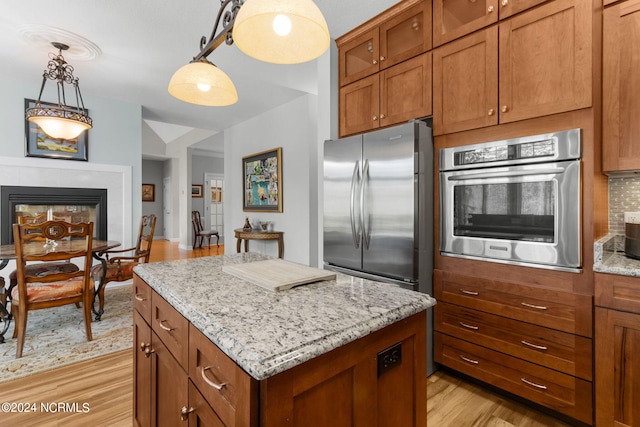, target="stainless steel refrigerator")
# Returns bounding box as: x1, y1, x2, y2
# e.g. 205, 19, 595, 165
323, 120, 434, 373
